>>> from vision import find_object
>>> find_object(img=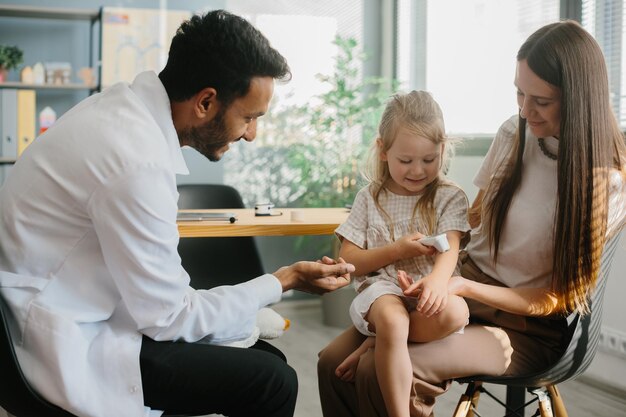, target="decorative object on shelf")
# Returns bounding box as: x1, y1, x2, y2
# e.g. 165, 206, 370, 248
44, 62, 72, 85
20, 66, 33, 84
77, 67, 95, 86
32, 62, 45, 85
39, 106, 57, 134
0, 44, 24, 83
